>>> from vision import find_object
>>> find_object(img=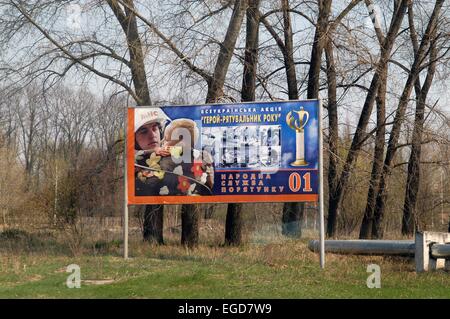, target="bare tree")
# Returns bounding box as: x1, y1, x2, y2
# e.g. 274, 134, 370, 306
402, 30, 439, 235
15, 85, 47, 181
372, 0, 446, 238
327, 0, 409, 237
358, 0, 390, 239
